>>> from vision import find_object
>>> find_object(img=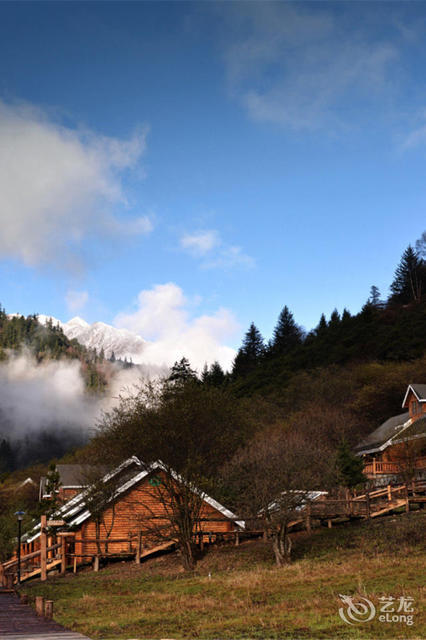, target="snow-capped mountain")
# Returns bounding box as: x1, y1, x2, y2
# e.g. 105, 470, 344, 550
38, 315, 146, 362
